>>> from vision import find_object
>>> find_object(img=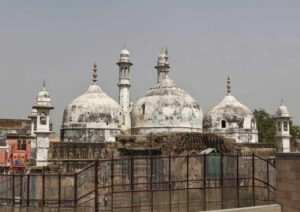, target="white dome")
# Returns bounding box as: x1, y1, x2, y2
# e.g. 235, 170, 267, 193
119, 49, 131, 63
61, 84, 124, 142
120, 49, 130, 56
276, 101, 290, 118
203, 95, 258, 143
131, 75, 203, 135
34, 86, 52, 107
28, 108, 37, 118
